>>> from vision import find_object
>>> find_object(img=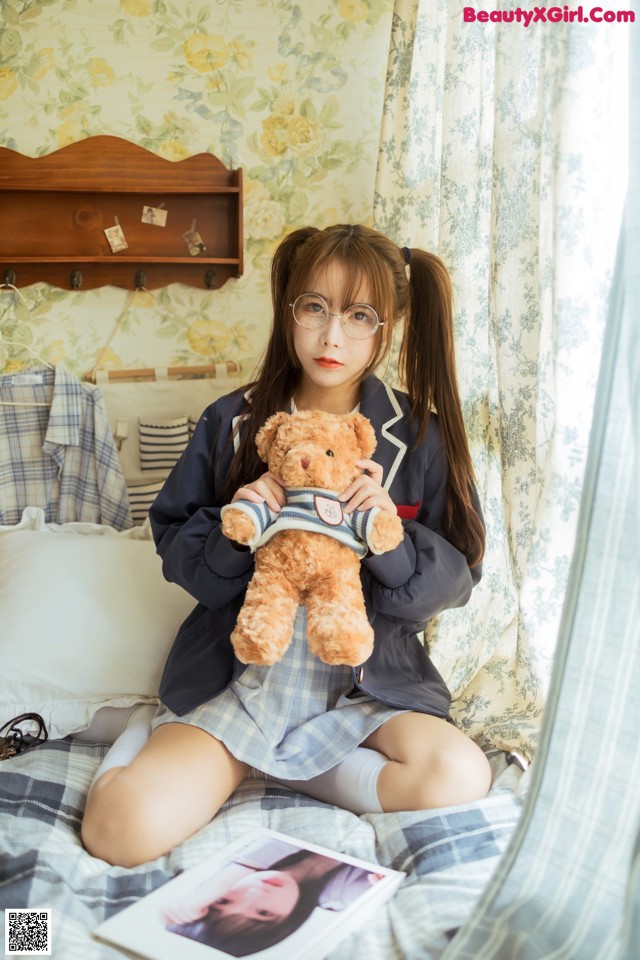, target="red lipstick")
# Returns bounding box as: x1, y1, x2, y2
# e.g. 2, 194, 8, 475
315, 357, 343, 369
